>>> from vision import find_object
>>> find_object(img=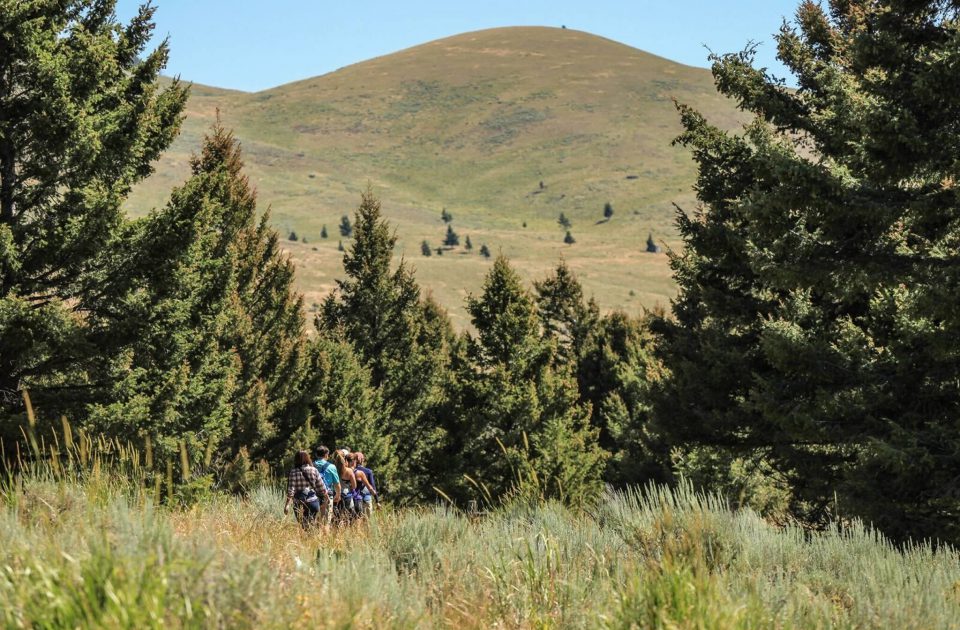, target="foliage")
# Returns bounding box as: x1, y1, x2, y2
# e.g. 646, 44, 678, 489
479, 244, 491, 258
320, 224, 328, 238
2, 470, 958, 629
654, 0, 960, 544
464, 235, 473, 250
603, 201, 614, 220
338, 215, 353, 237
441, 208, 453, 224
444, 256, 606, 506
319, 191, 451, 501
0, 0, 187, 429
557, 212, 572, 229
443, 224, 460, 247
421, 240, 432, 256
563, 231, 575, 245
